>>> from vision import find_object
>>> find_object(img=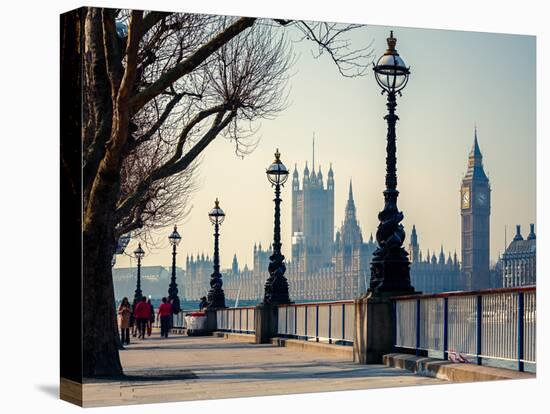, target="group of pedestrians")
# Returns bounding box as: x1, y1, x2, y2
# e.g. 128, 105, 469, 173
117, 296, 175, 345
